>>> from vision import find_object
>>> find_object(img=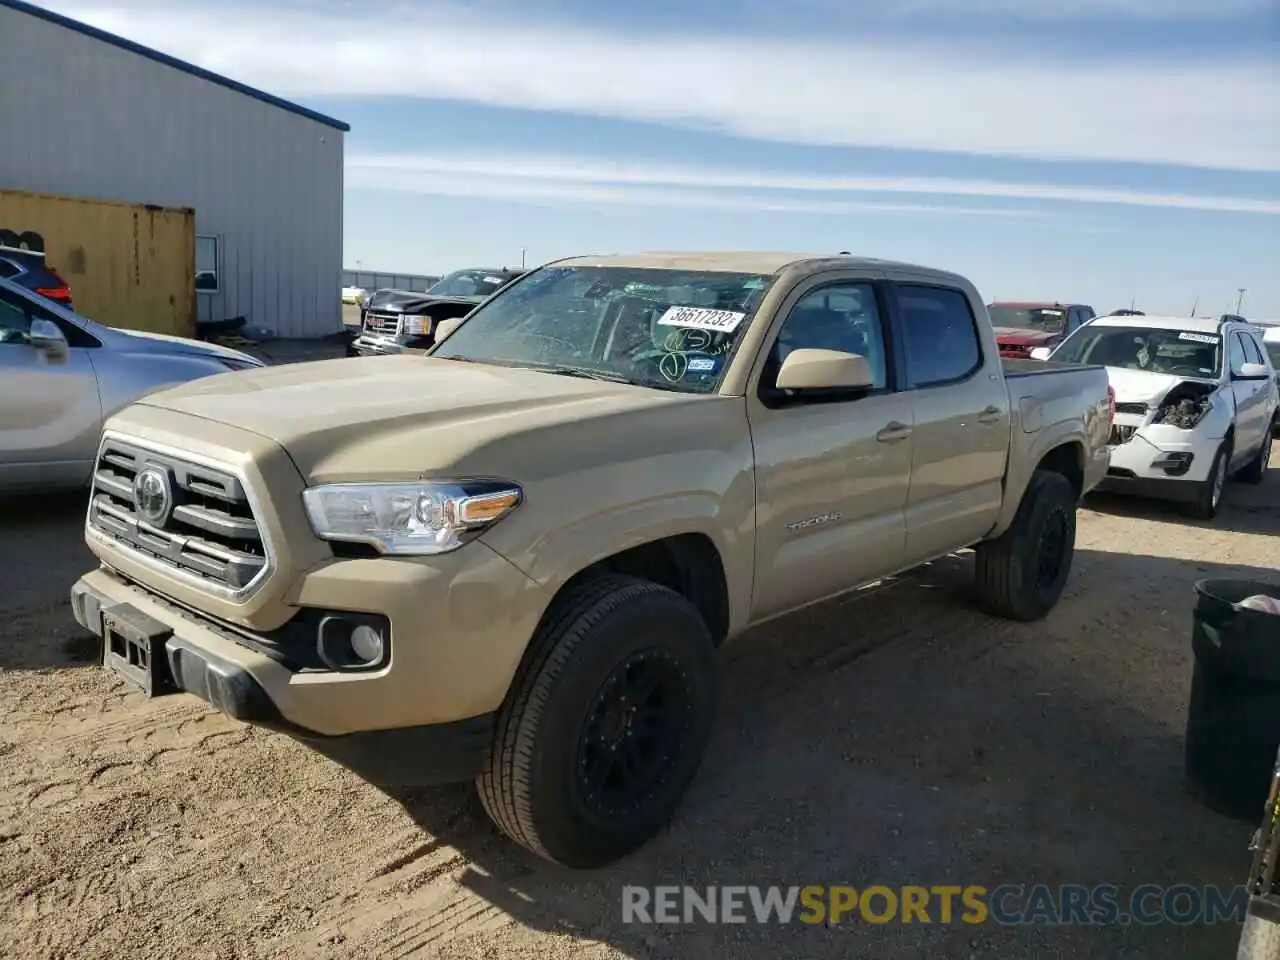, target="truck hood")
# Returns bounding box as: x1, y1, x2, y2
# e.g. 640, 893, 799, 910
993, 327, 1060, 346
135, 355, 715, 482
397, 294, 485, 312
1105, 366, 1218, 405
